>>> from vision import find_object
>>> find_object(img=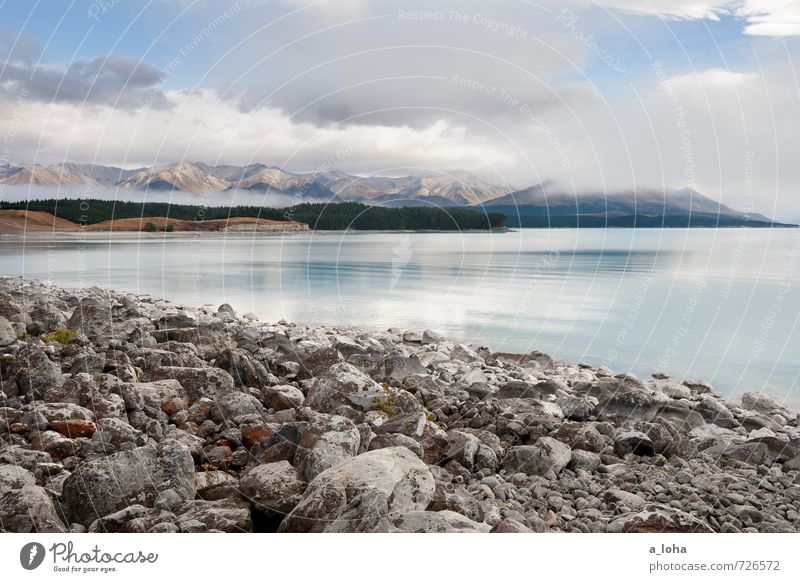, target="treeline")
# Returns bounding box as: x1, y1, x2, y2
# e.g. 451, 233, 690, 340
0, 199, 506, 231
